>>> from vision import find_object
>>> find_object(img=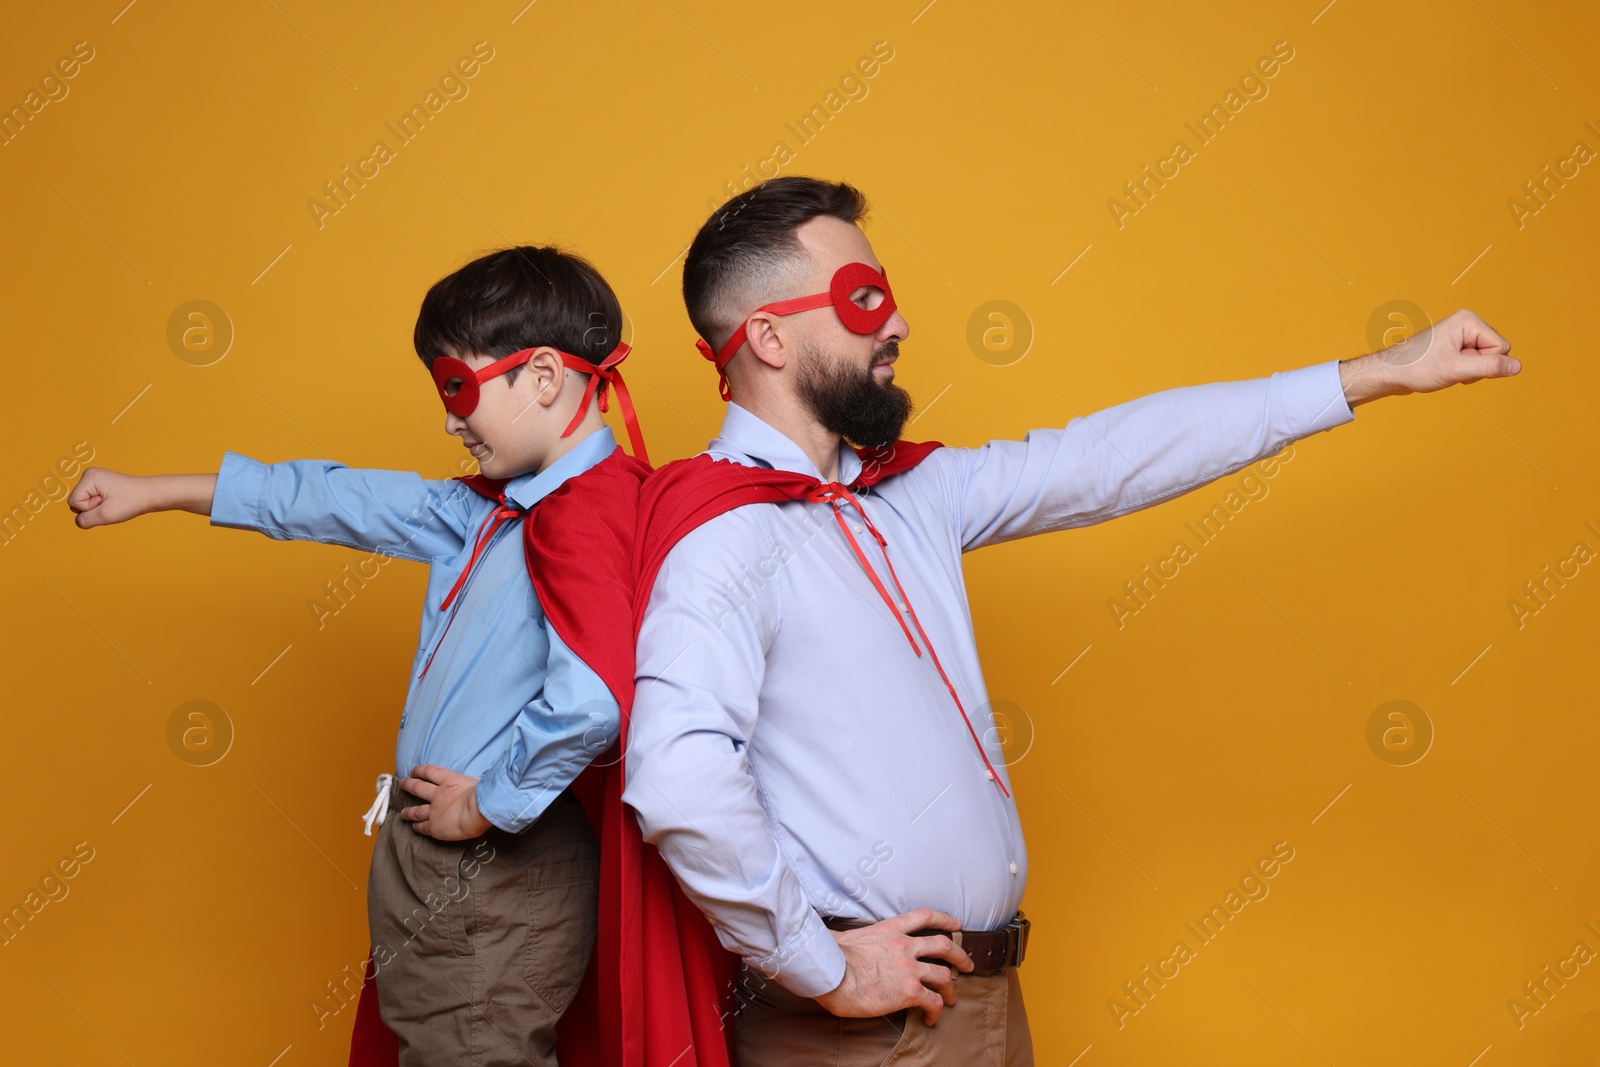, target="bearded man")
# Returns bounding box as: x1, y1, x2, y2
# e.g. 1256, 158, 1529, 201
622, 176, 1519, 1065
